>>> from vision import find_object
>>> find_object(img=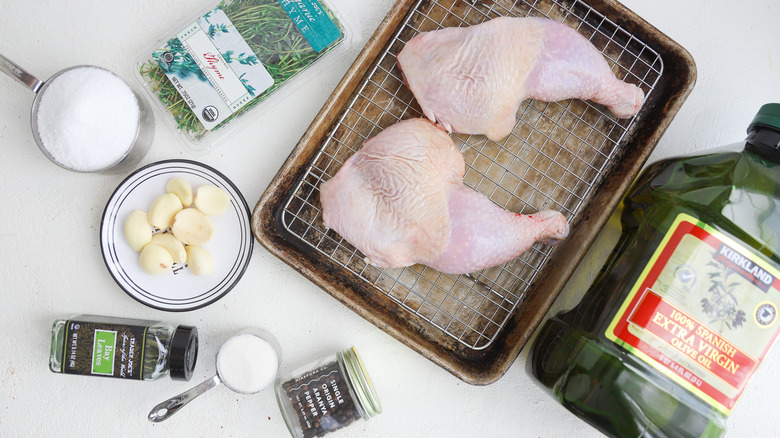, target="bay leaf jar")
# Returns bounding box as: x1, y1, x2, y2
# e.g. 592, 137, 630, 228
275, 347, 382, 438
49, 314, 198, 381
